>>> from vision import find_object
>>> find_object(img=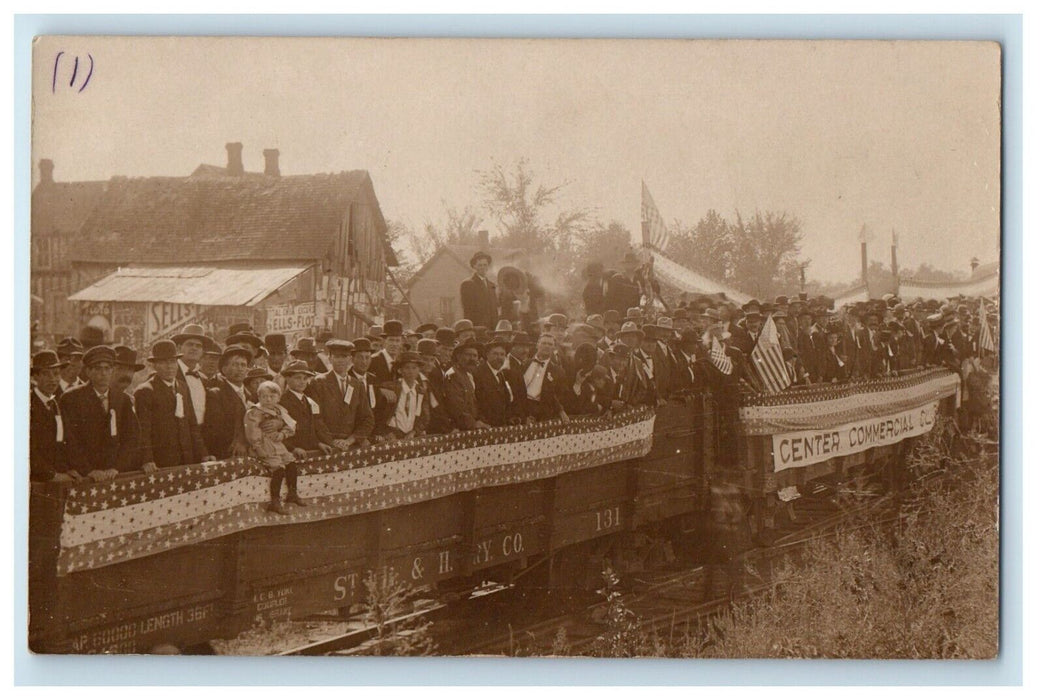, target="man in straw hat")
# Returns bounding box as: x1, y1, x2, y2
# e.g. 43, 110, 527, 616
60, 346, 141, 480
135, 340, 212, 472
30, 350, 69, 481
